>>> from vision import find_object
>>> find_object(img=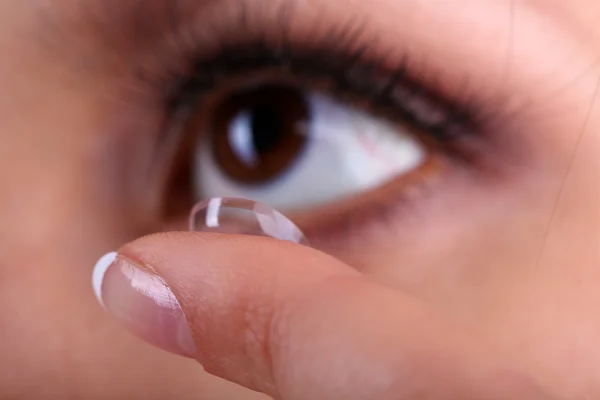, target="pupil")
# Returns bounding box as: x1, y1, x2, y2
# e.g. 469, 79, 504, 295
250, 105, 284, 154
